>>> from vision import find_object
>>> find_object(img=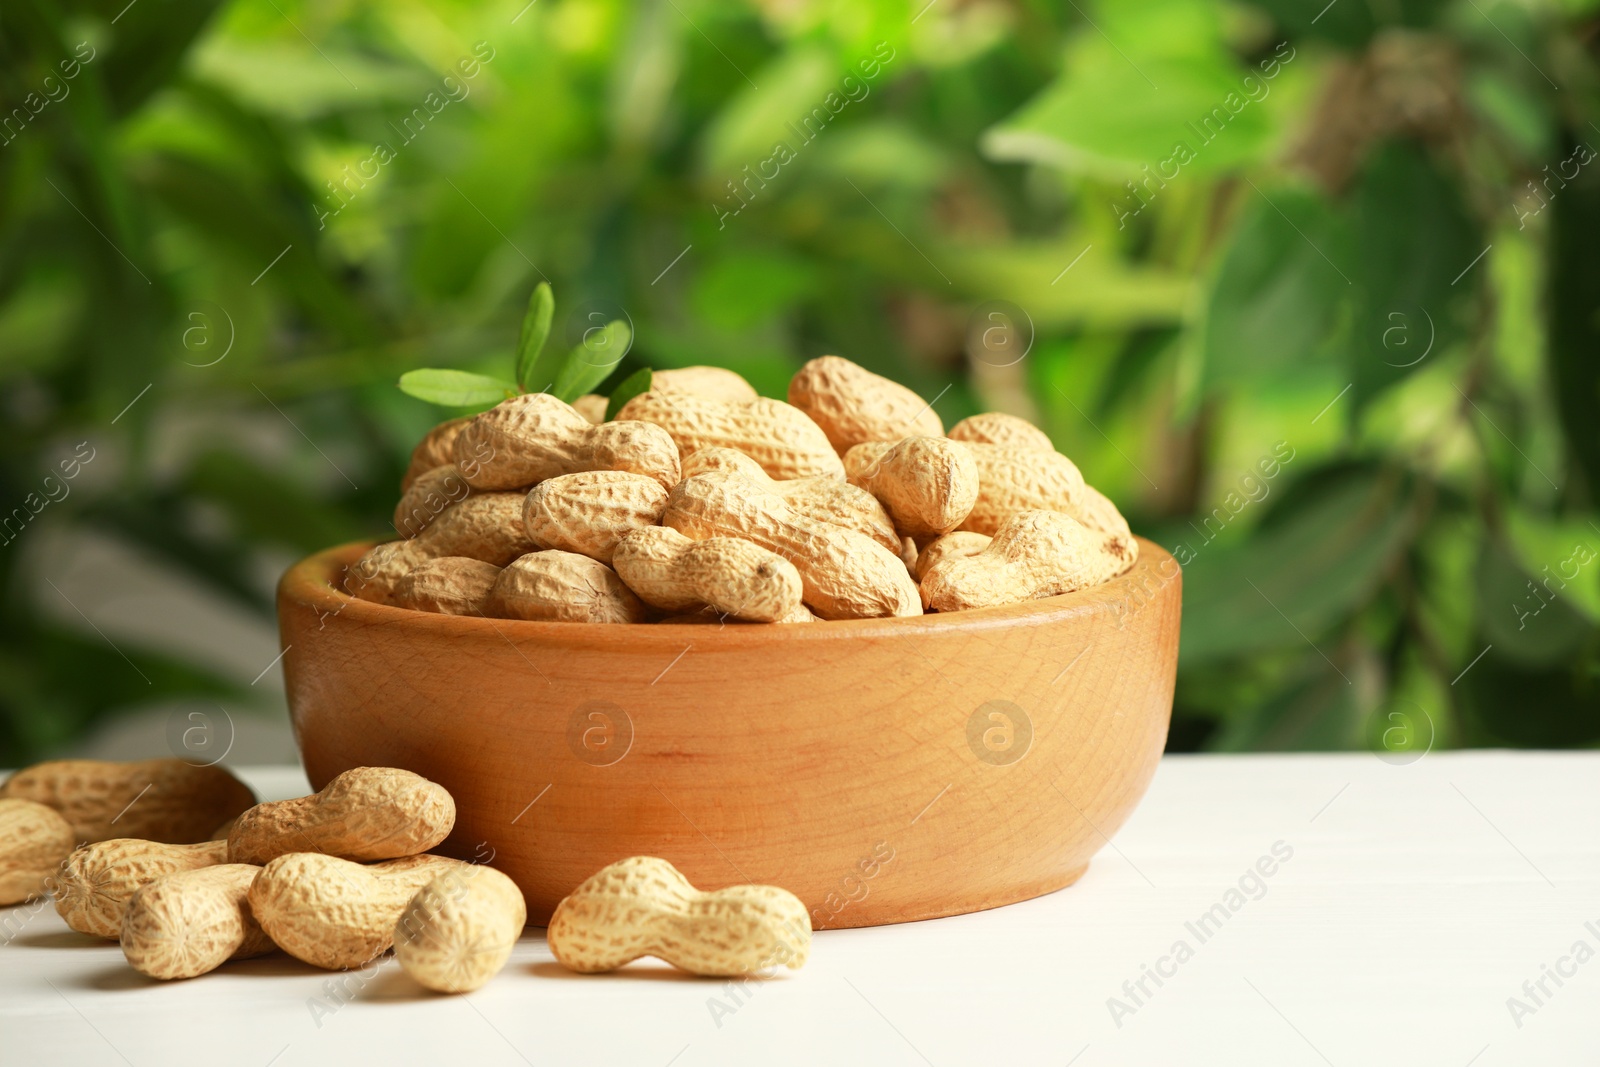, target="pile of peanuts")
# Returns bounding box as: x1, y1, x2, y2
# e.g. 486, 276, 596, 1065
0, 758, 809, 986
351, 355, 1138, 622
